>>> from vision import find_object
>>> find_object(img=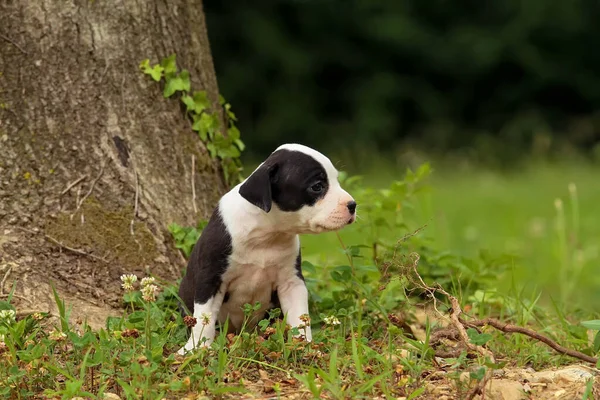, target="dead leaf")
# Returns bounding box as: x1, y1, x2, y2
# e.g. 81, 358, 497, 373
258, 369, 269, 380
